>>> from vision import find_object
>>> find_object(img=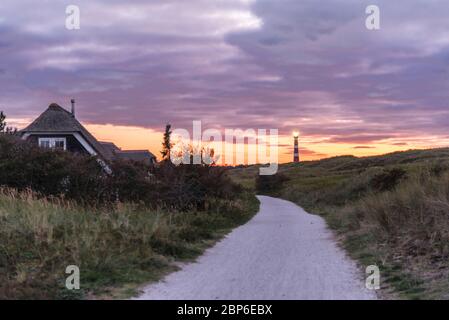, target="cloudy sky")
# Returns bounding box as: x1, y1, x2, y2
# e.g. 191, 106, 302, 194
1, 0, 449, 162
